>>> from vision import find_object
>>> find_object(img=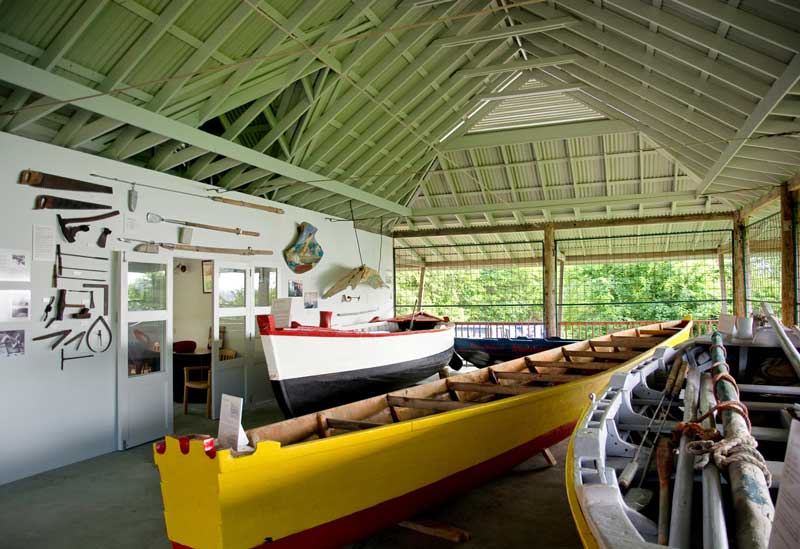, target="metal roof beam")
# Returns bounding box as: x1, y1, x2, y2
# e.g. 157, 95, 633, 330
412, 190, 699, 216
477, 83, 582, 101
0, 53, 410, 215
699, 53, 800, 194
435, 16, 578, 47
458, 54, 578, 77
440, 120, 632, 150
